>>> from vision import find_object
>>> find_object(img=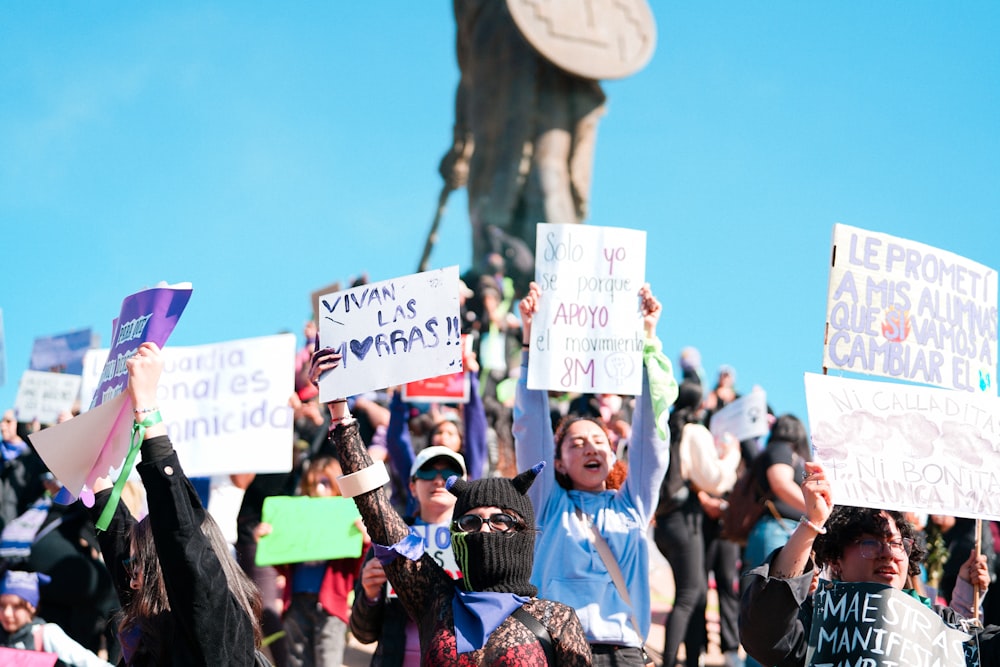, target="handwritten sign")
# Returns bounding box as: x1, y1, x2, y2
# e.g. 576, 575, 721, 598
79, 334, 296, 477
708, 388, 770, 442
806, 580, 976, 667
14, 370, 82, 424
824, 224, 997, 393
29, 327, 95, 375
804, 372, 1000, 521
528, 223, 647, 394
91, 283, 193, 409
316, 267, 463, 400
388, 522, 461, 597
256, 496, 363, 566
